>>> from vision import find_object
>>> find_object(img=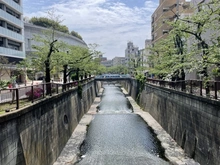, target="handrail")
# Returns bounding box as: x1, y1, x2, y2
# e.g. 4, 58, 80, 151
146, 78, 220, 100
0, 77, 94, 112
